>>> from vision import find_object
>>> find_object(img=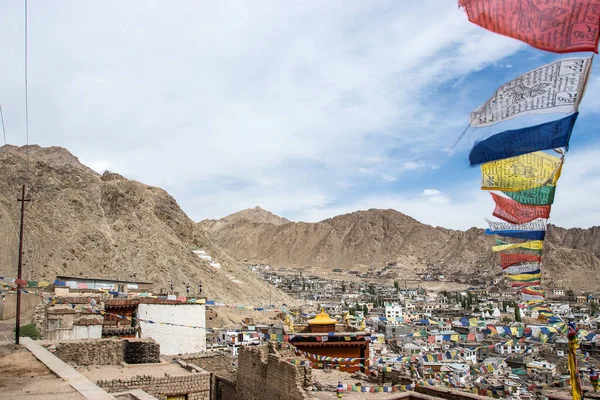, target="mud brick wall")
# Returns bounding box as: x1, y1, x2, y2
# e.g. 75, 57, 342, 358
236, 344, 311, 400
0, 292, 42, 320
54, 338, 160, 365
97, 372, 210, 400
